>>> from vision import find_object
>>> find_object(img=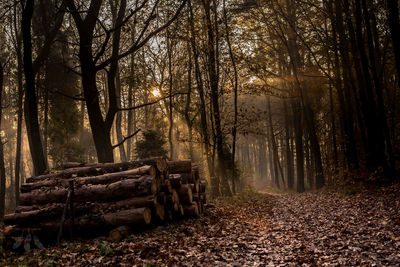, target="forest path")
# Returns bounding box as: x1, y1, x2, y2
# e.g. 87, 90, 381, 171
2, 188, 400, 266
